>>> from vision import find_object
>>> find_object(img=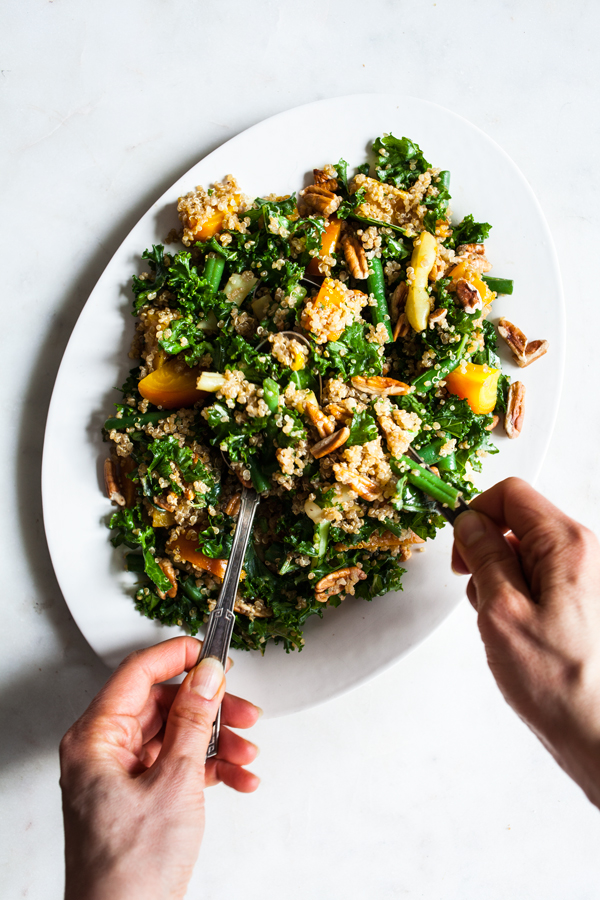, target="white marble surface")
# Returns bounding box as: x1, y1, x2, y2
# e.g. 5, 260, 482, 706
2, 1, 600, 897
